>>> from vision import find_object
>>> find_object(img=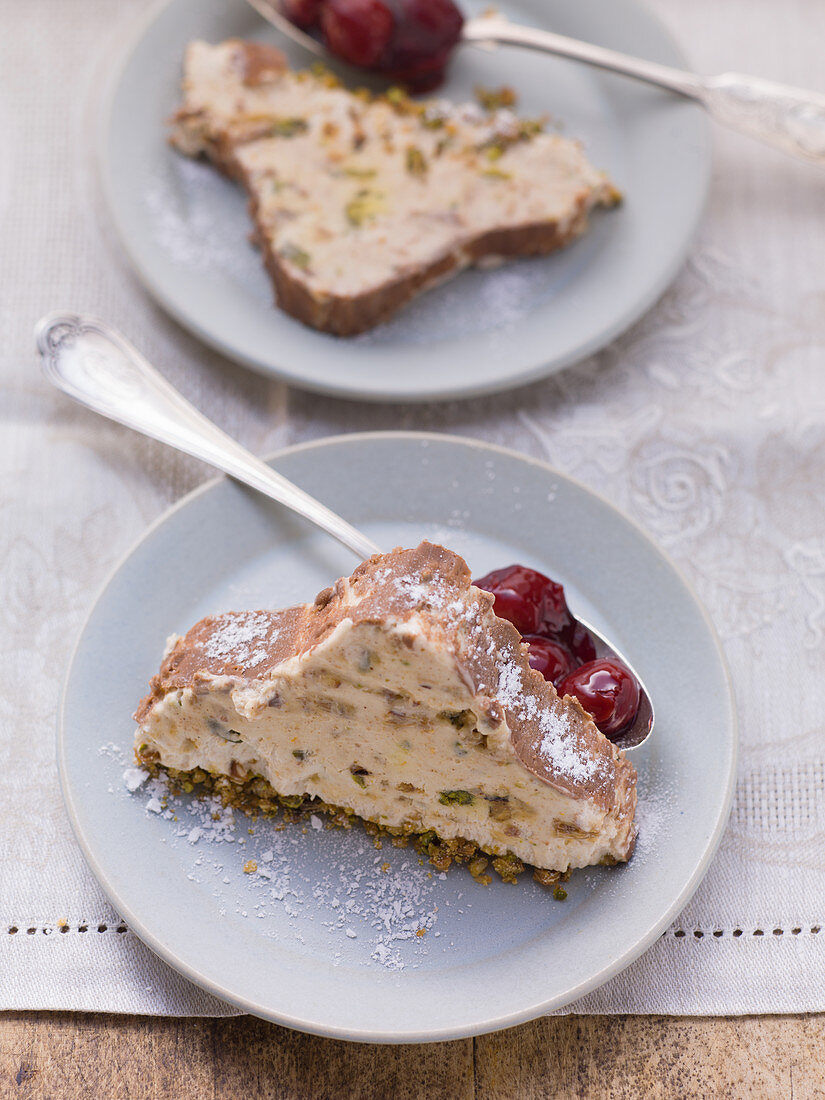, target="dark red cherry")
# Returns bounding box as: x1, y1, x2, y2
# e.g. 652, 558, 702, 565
381, 0, 463, 77
474, 564, 548, 635
282, 0, 324, 28
523, 636, 575, 687
557, 659, 640, 740
321, 0, 395, 67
